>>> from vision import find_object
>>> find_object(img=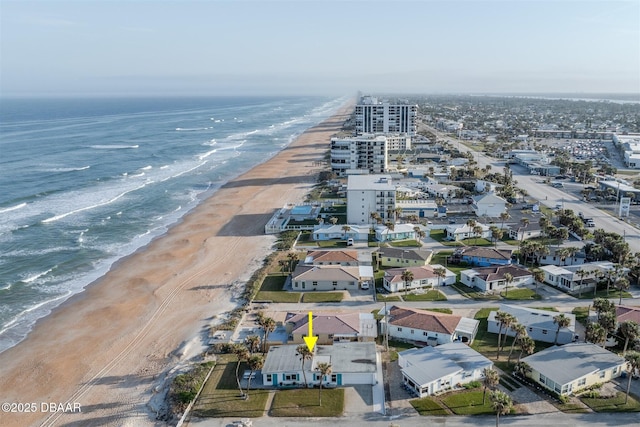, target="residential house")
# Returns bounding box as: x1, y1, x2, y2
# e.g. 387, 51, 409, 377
508, 222, 543, 241
261, 342, 378, 388
471, 193, 507, 218
396, 199, 439, 219
284, 311, 377, 345
304, 250, 359, 266
539, 261, 620, 294
383, 265, 456, 293
312, 224, 370, 242
380, 306, 479, 345
449, 246, 513, 267
374, 247, 433, 268
521, 343, 625, 396
488, 304, 576, 344
375, 223, 421, 242
538, 247, 586, 267
616, 305, 640, 324
460, 265, 533, 293
291, 264, 373, 291
445, 223, 491, 242
398, 343, 493, 397
475, 179, 502, 194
